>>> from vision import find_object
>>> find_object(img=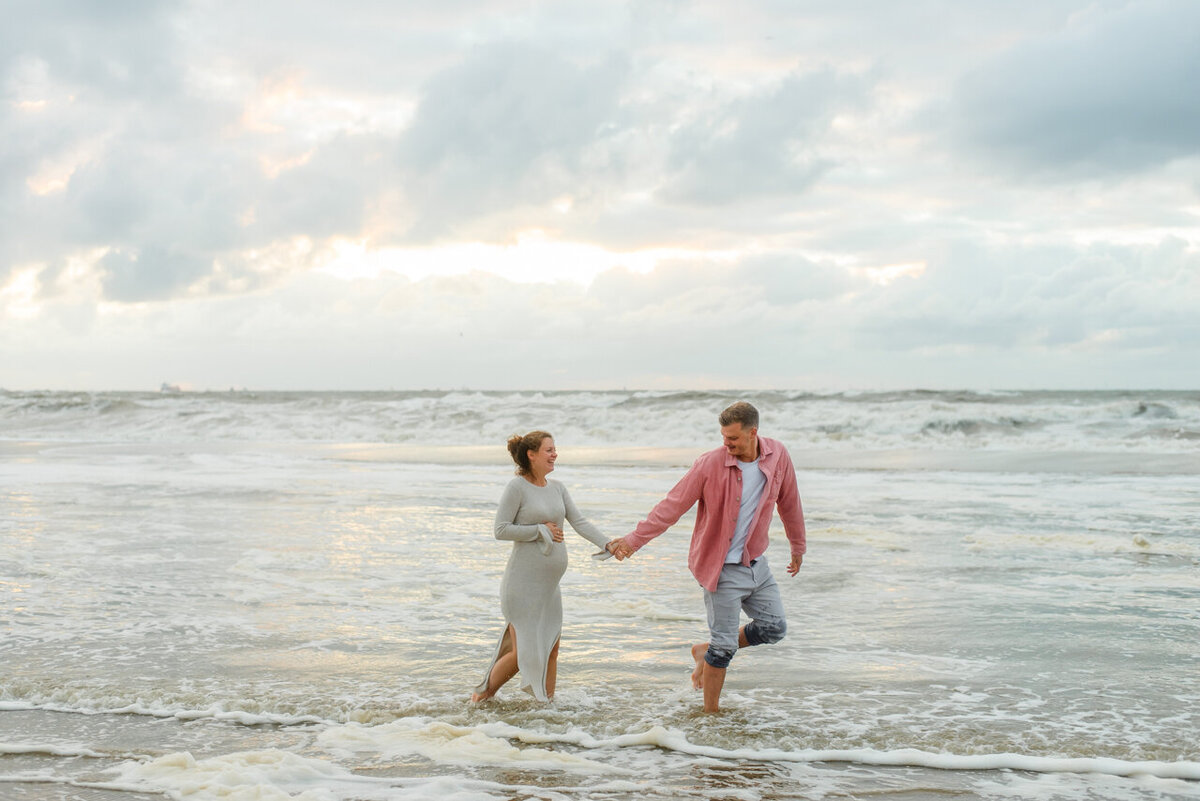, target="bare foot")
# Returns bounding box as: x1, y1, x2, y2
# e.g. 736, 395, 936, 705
690, 643, 707, 689
470, 689, 493, 703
